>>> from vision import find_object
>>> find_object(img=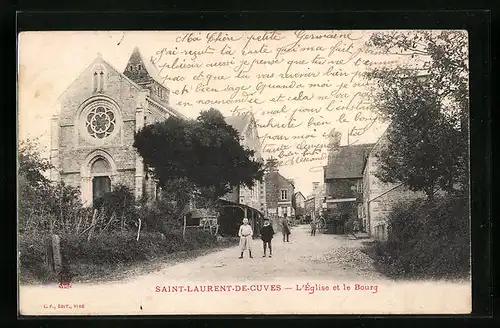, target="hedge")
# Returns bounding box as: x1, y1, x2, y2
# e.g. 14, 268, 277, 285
363, 195, 470, 280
